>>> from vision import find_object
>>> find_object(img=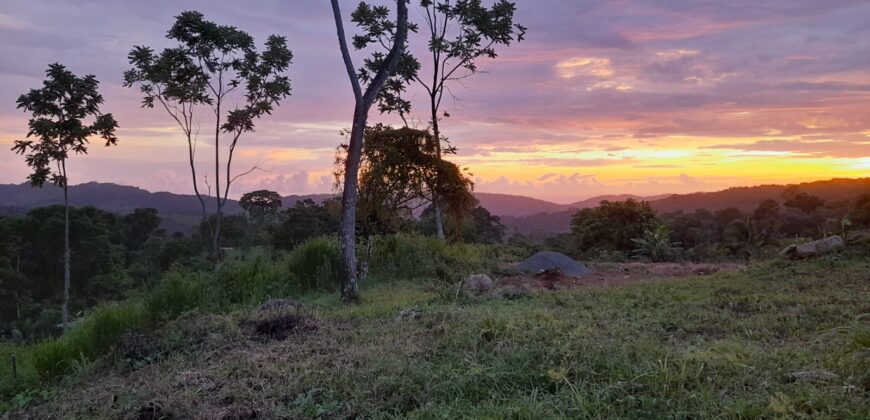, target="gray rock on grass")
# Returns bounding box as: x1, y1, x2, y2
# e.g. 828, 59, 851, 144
780, 236, 845, 260
518, 251, 592, 277
461, 274, 495, 297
